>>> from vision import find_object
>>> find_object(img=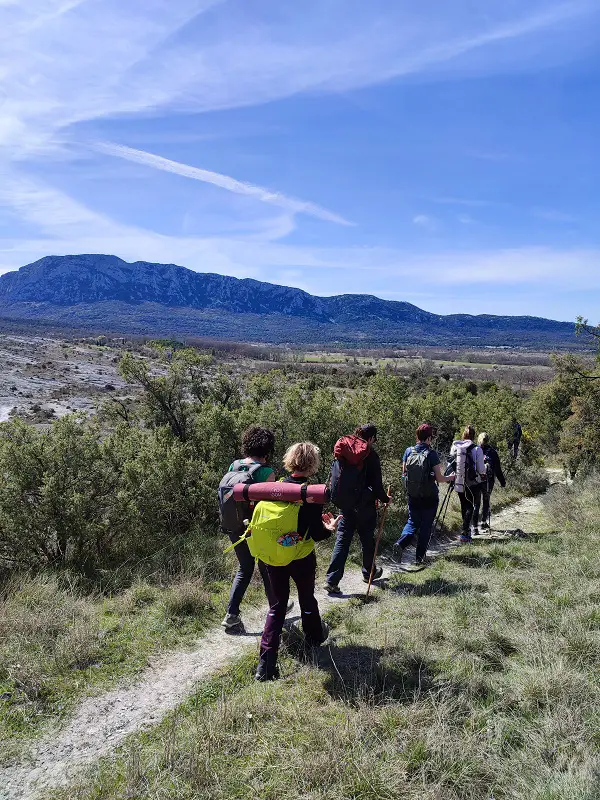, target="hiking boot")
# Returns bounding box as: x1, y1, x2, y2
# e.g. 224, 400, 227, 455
392, 541, 405, 561
221, 613, 243, 630
324, 582, 342, 595
480, 522, 490, 531
471, 526, 480, 537
255, 661, 280, 682
319, 621, 330, 643
415, 557, 429, 568
363, 566, 383, 583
